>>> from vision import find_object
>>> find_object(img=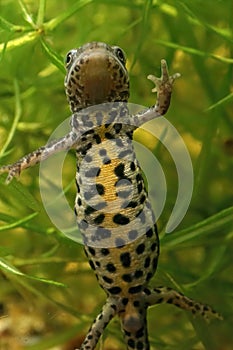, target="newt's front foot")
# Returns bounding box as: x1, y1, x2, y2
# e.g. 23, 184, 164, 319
147, 59, 181, 94
0, 164, 21, 184
145, 59, 180, 116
